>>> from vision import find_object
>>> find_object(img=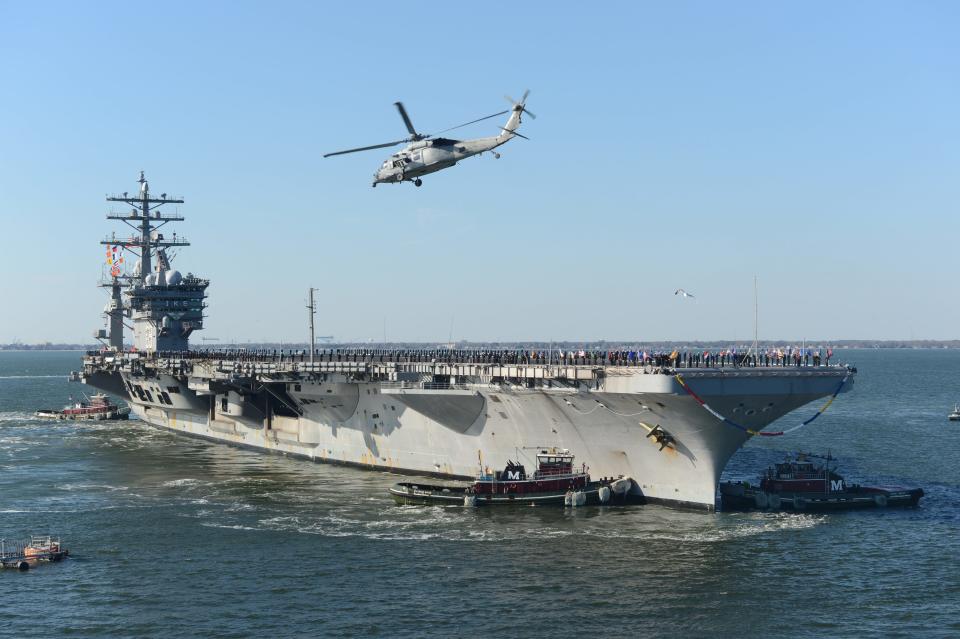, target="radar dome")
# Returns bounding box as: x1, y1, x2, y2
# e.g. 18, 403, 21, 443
165, 270, 182, 286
